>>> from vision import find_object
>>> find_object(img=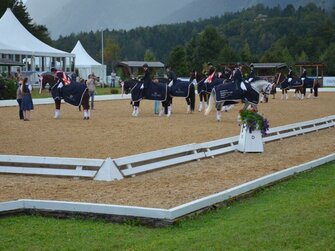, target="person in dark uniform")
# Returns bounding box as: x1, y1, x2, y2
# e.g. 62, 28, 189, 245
165, 65, 177, 86
232, 63, 247, 91
205, 62, 217, 83
287, 67, 294, 83
300, 67, 308, 98
223, 66, 232, 80
247, 64, 255, 83
51, 67, 71, 100
140, 63, 151, 94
